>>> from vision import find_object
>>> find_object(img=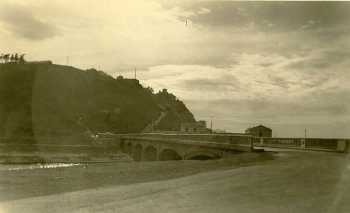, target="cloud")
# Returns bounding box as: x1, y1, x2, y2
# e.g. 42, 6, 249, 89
180, 74, 241, 91
183, 1, 350, 32
139, 51, 347, 103
286, 49, 350, 70
197, 7, 211, 15
0, 3, 59, 40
